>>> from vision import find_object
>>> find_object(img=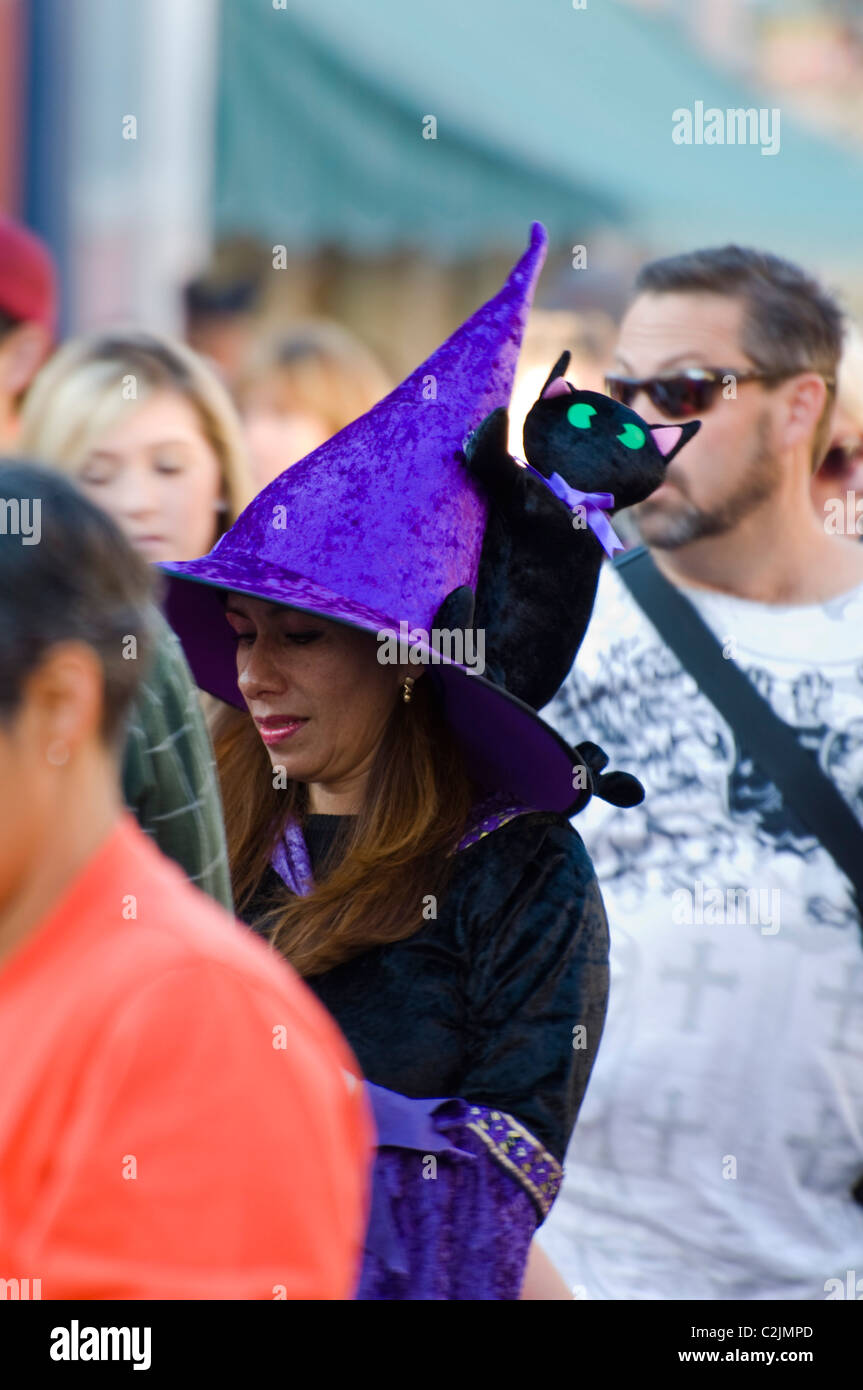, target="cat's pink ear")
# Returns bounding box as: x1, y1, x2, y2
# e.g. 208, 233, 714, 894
541, 377, 572, 400
650, 425, 683, 456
